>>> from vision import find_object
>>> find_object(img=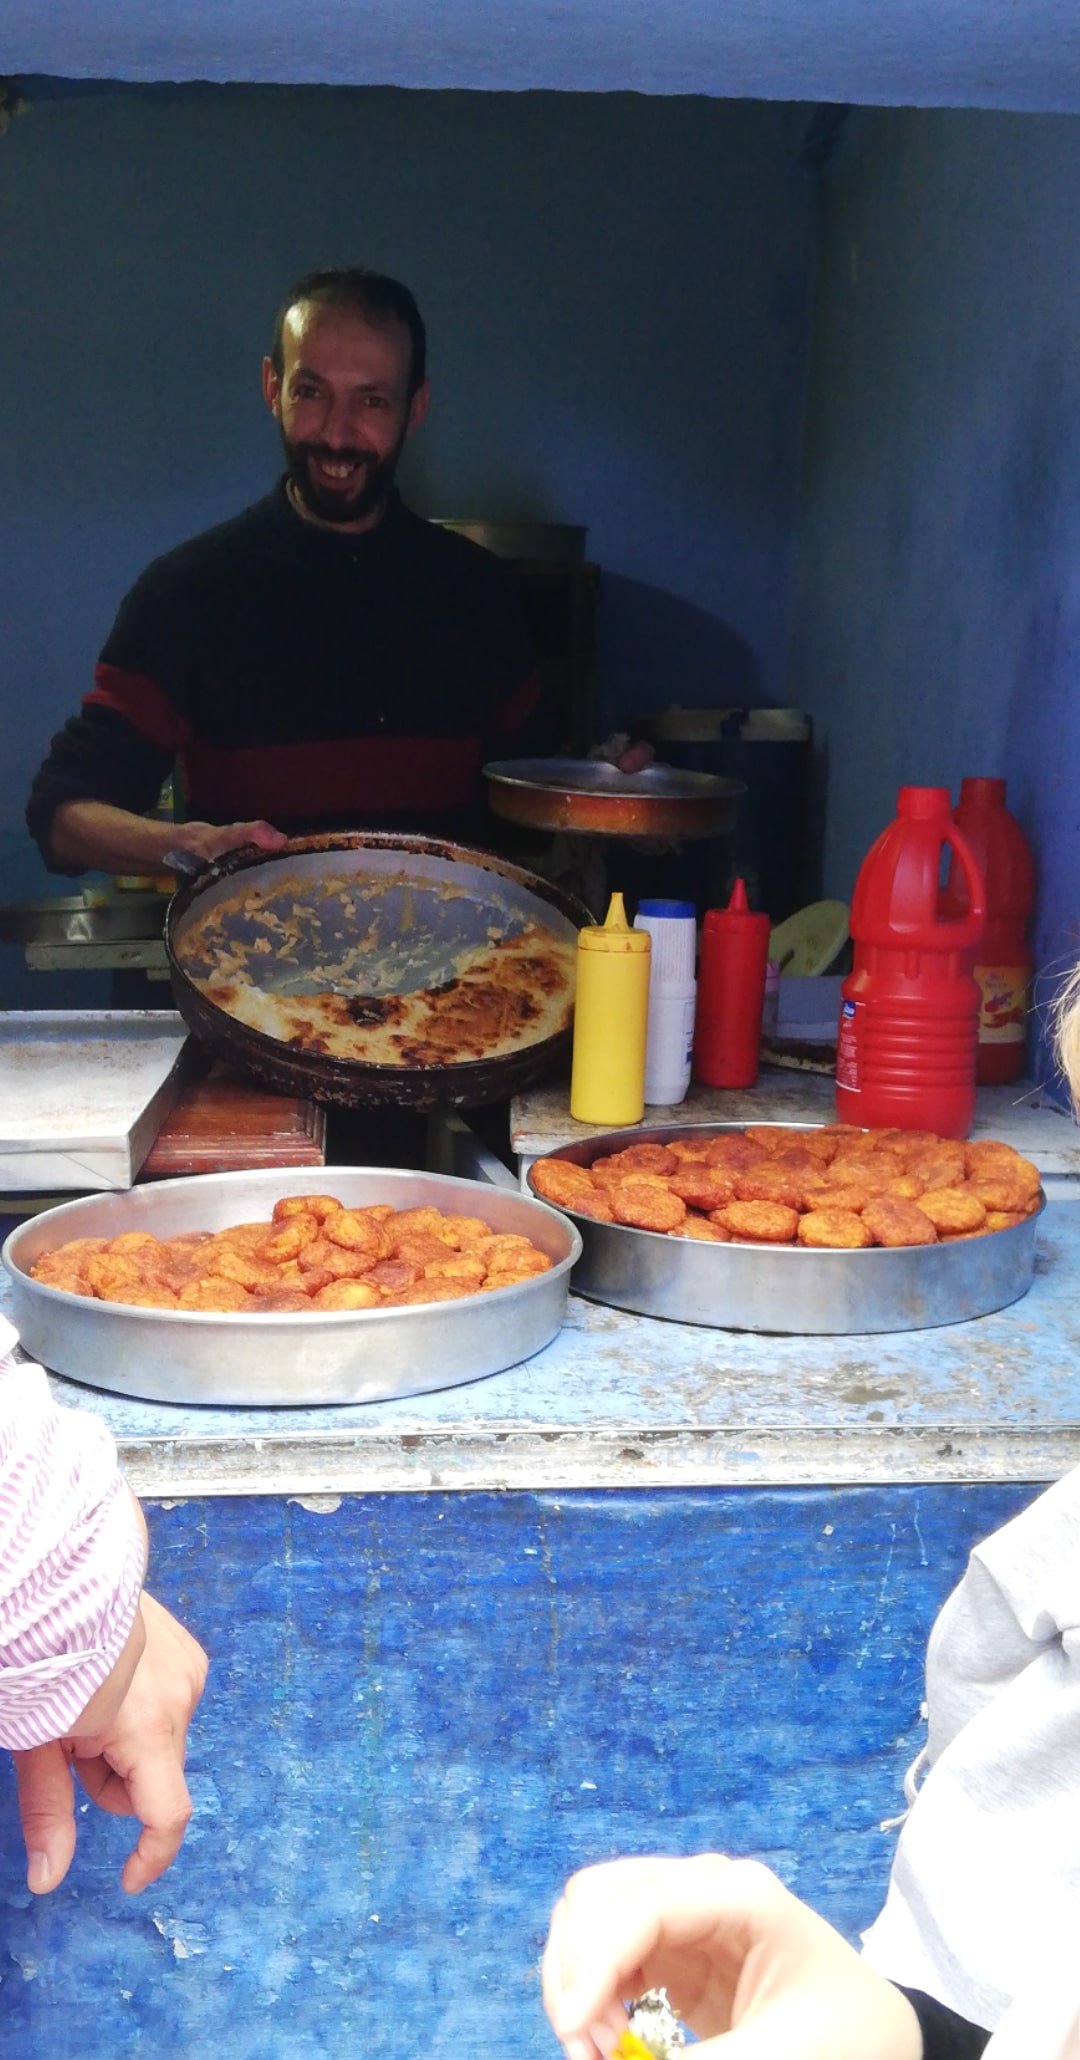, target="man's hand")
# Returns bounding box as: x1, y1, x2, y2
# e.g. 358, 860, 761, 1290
542, 1854, 923, 2060
48, 797, 287, 875
166, 817, 288, 867
13, 1592, 208, 1897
